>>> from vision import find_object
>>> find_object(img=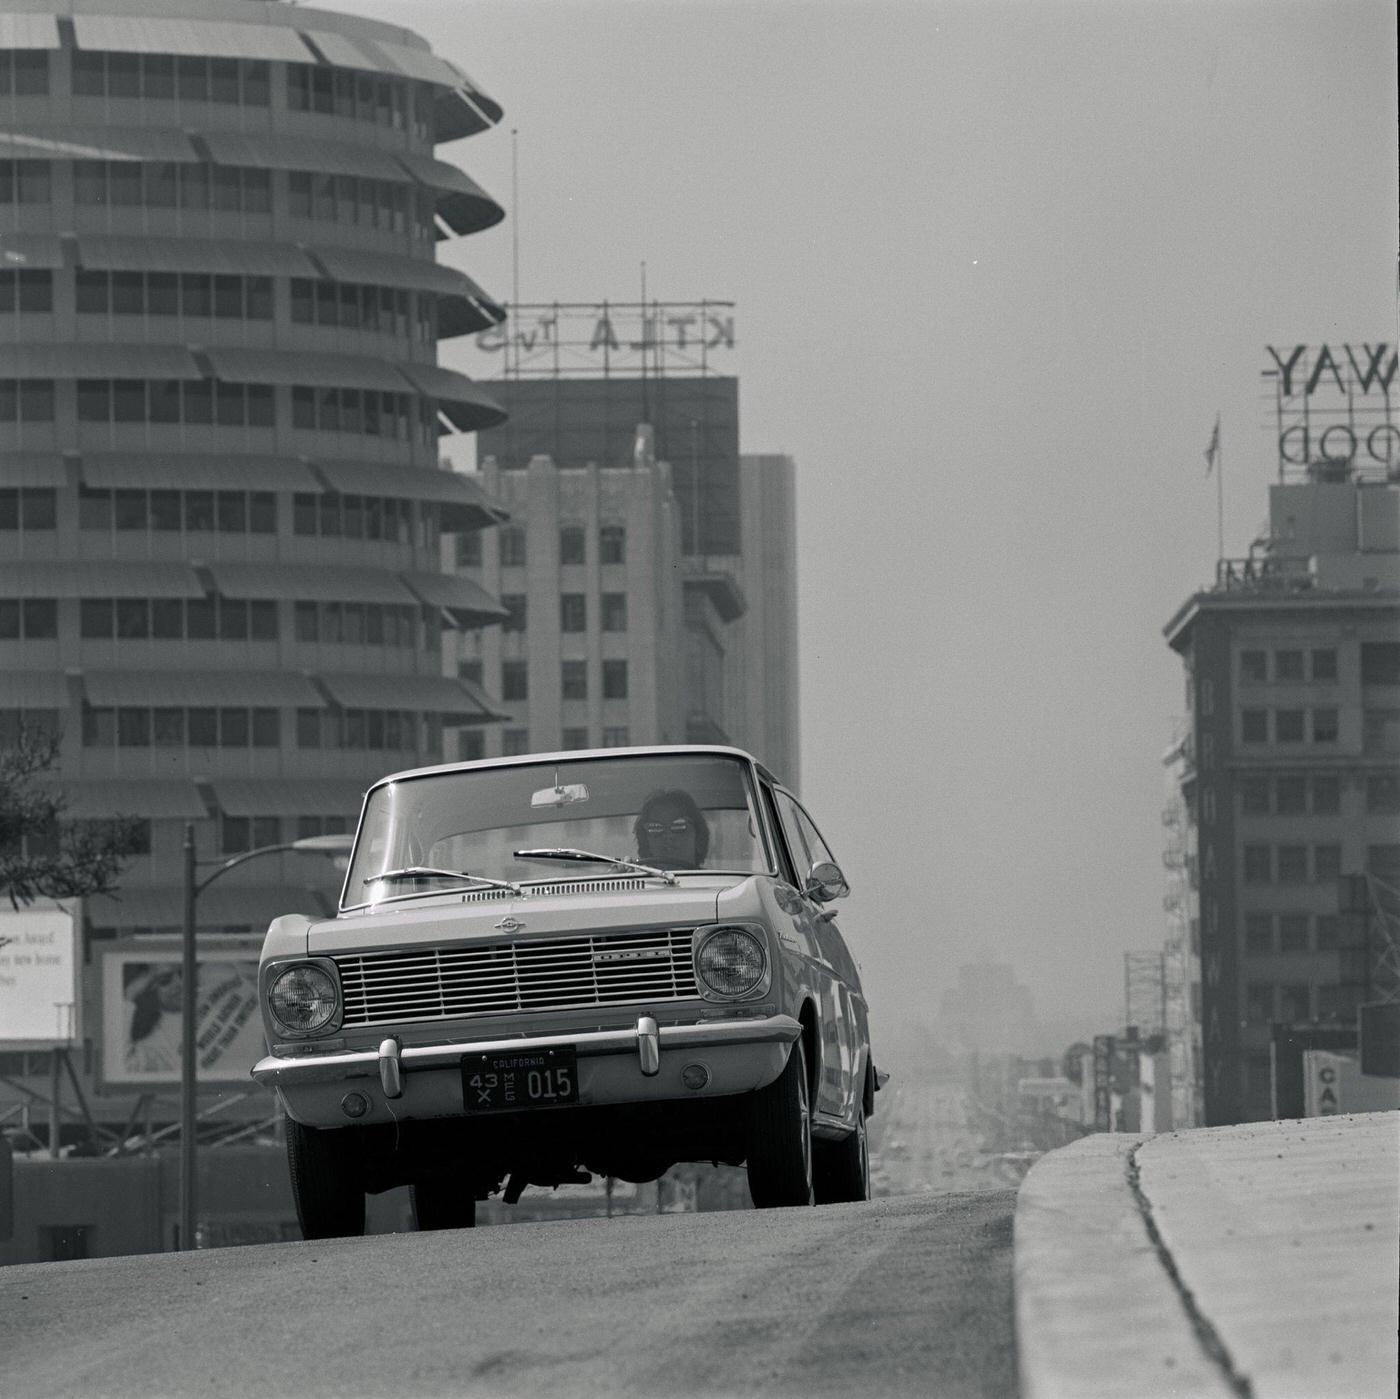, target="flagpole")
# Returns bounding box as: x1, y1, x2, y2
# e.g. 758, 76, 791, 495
1216, 417, 1224, 565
